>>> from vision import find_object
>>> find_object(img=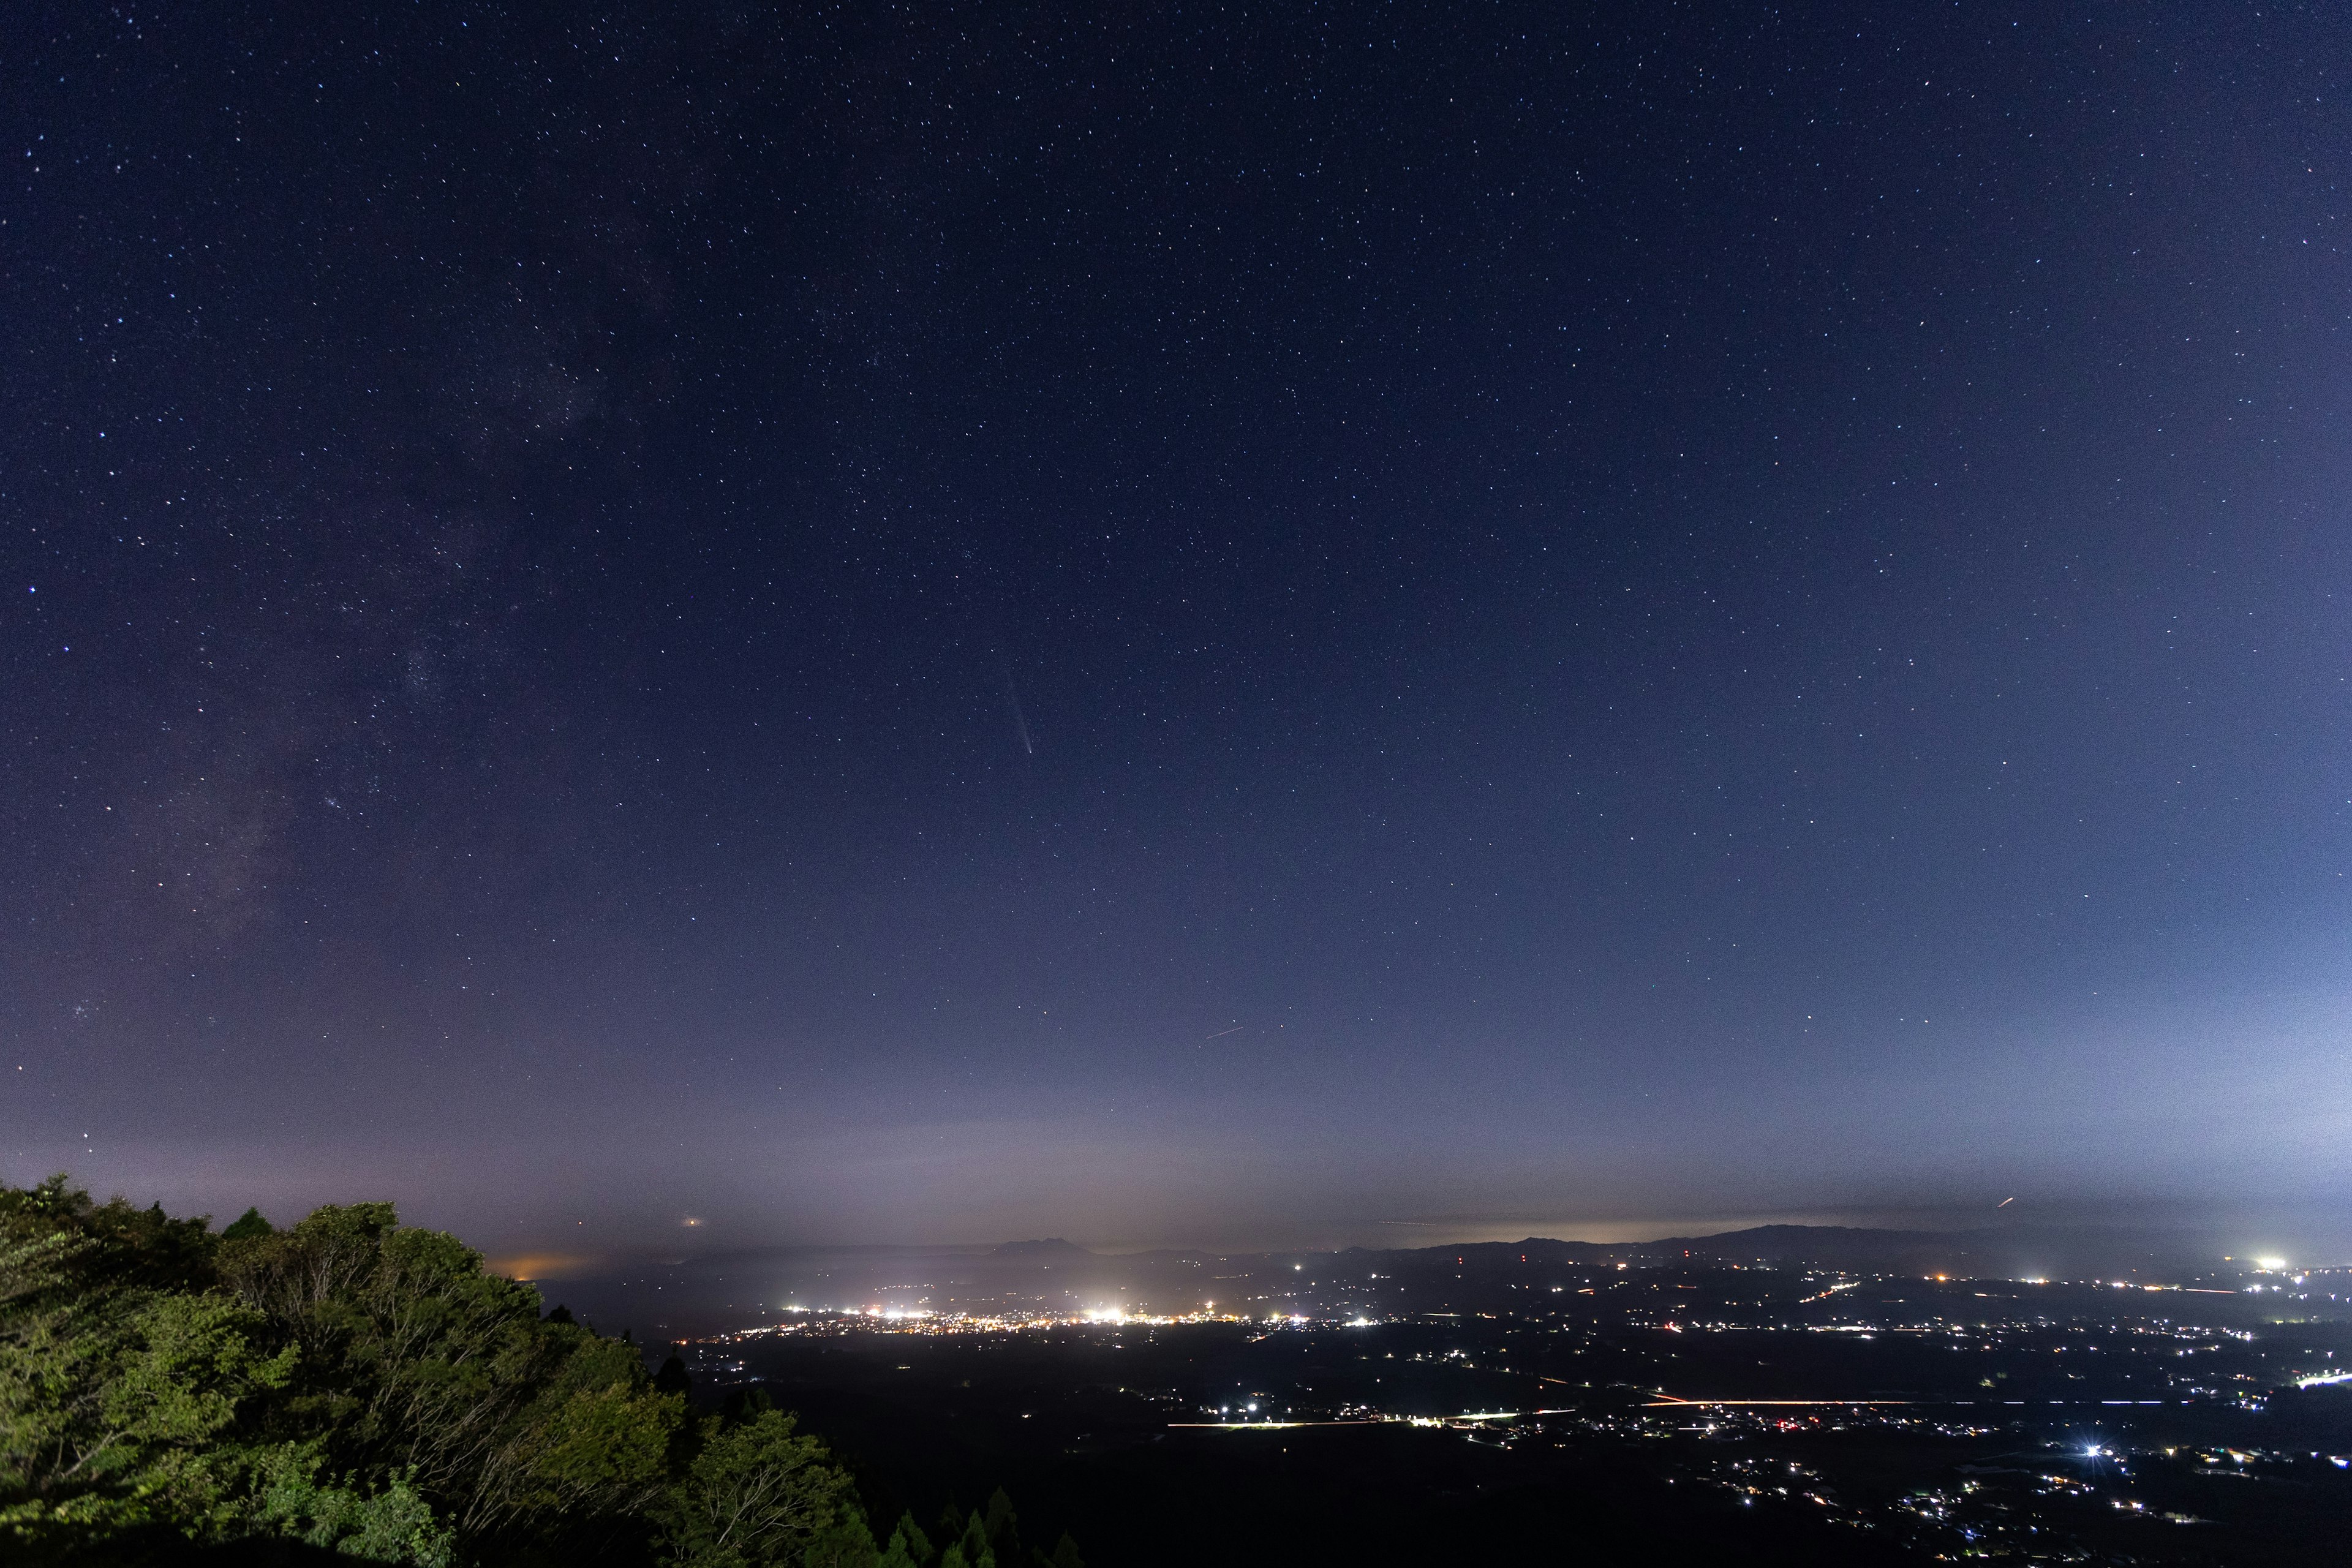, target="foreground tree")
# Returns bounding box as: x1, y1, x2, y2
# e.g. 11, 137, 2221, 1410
216, 1201, 682, 1560
1, 1180, 698, 1564
0, 1178, 298, 1559
1, 1177, 1068, 1568
652, 1392, 861, 1567
912, 1493, 1080, 1568
876, 1511, 932, 1568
